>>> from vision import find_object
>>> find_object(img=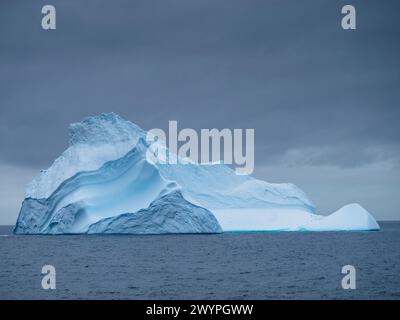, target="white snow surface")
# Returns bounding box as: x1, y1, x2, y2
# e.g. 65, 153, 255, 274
213, 203, 379, 231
